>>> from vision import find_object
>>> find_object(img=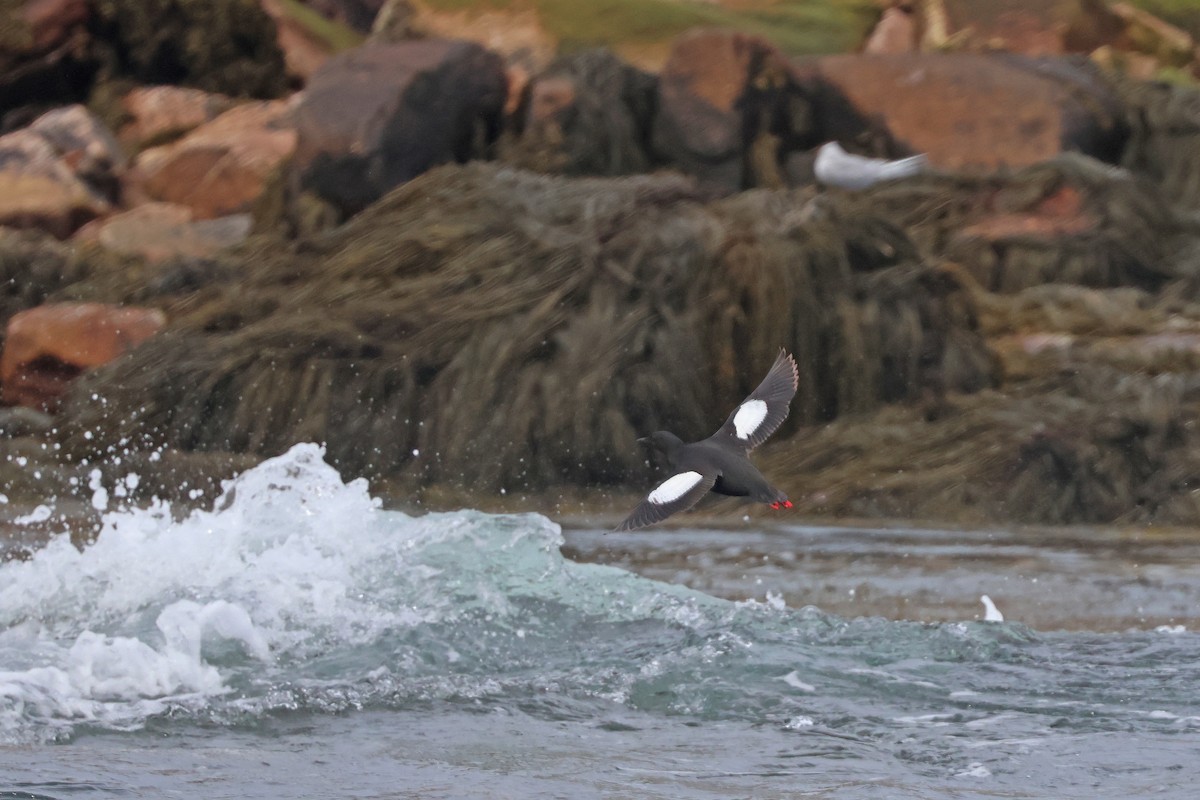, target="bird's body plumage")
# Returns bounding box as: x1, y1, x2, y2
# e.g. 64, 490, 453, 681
616, 350, 799, 531
814, 141, 928, 190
